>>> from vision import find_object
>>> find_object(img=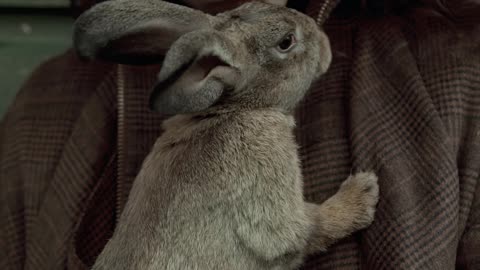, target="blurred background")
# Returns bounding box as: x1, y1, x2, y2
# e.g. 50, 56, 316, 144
0, 0, 76, 118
